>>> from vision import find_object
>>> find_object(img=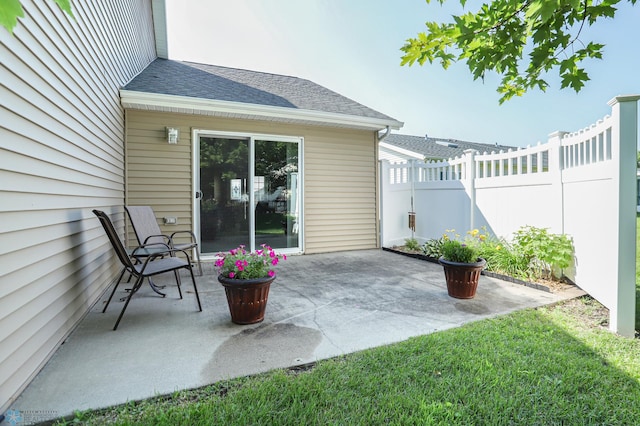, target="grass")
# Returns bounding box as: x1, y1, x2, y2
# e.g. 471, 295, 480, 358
58, 298, 640, 425
255, 213, 286, 235
636, 214, 640, 331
